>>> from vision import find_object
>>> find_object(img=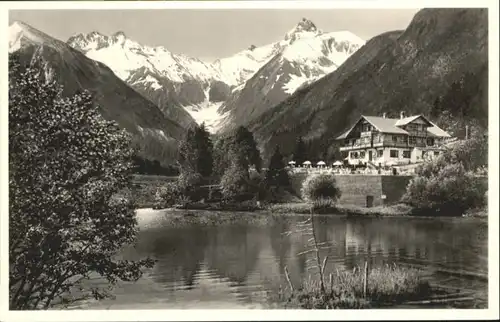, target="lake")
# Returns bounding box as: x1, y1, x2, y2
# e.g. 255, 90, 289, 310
71, 209, 488, 309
